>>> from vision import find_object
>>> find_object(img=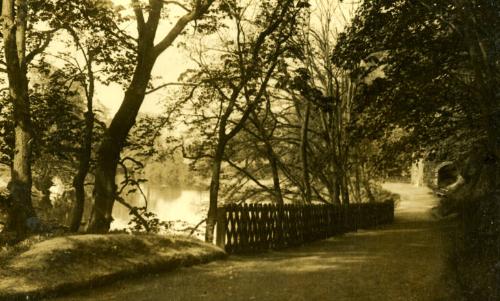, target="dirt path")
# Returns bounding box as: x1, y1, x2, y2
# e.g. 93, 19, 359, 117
47, 183, 461, 301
